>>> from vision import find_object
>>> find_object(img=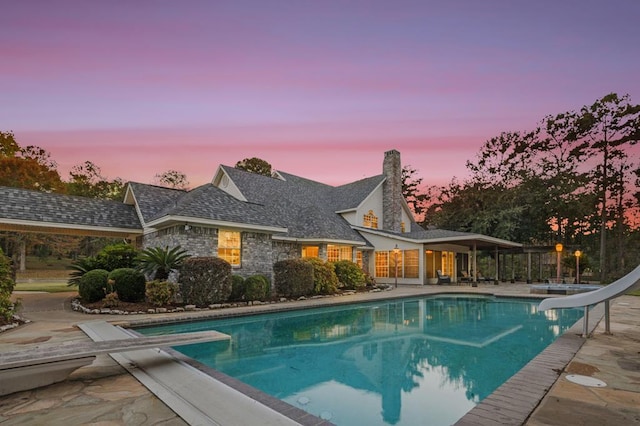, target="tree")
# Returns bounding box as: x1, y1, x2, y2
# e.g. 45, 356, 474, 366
575, 93, 640, 281
67, 161, 124, 200
0, 131, 20, 158
136, 245, 190, 280
402, 165, 429, 220
235, 157, 274, 177
153, 169, 189, 189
